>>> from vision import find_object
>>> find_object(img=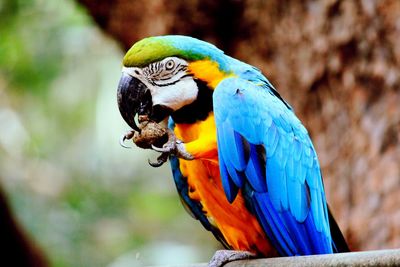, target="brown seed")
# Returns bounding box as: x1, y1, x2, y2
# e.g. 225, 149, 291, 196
132, 120, 168, 149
